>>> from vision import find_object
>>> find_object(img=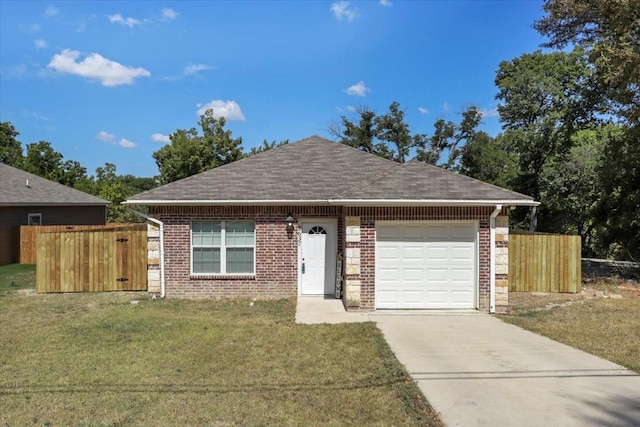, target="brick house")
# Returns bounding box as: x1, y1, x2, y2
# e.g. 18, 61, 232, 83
125, 136, 537, 313
0, 163, 109, 266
